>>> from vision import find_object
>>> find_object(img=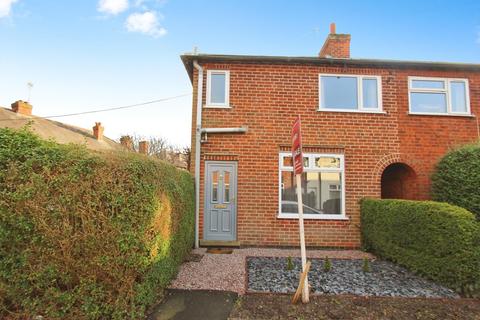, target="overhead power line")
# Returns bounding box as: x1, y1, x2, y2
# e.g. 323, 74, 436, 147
0, 93, 192, 122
